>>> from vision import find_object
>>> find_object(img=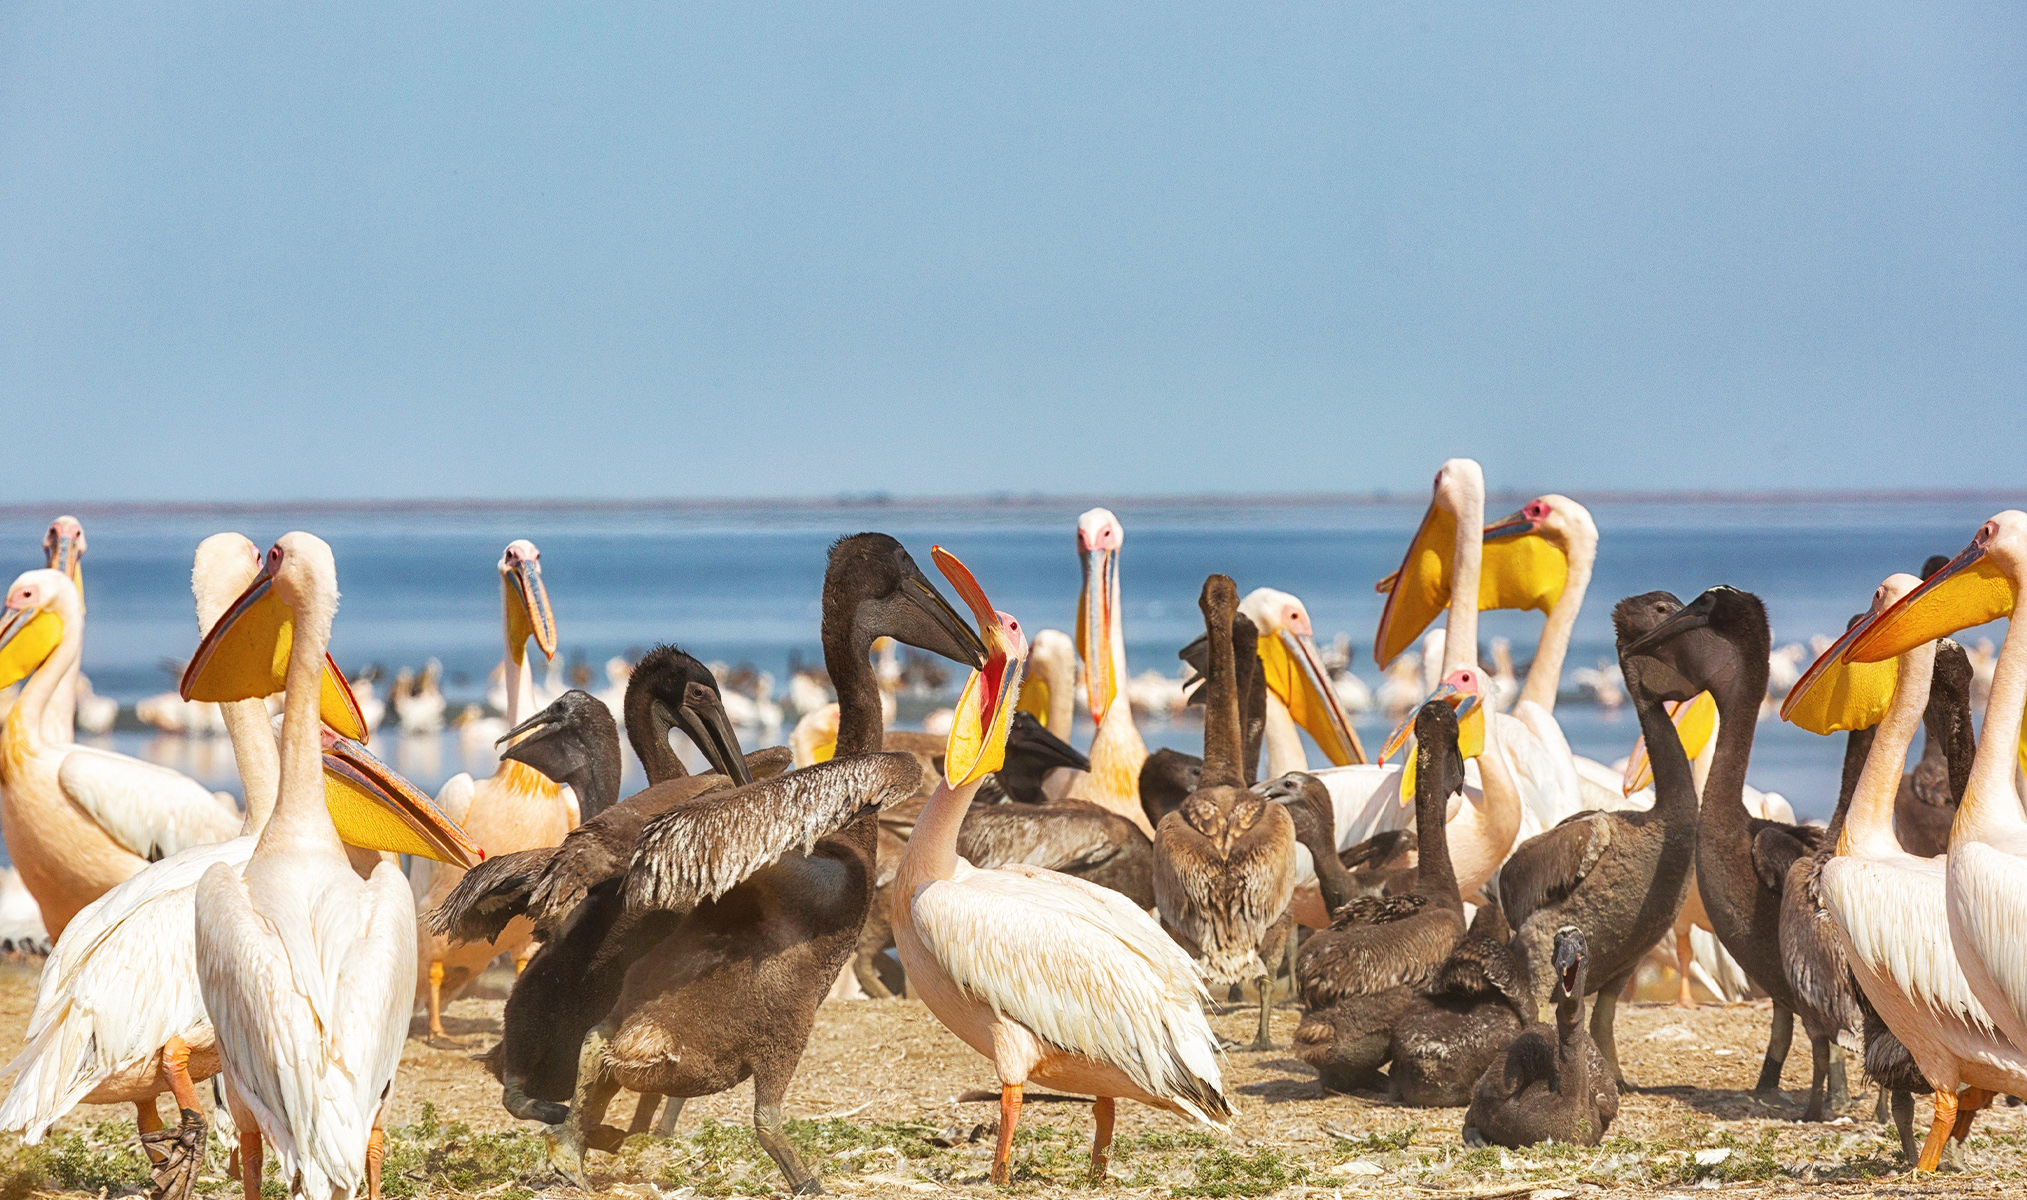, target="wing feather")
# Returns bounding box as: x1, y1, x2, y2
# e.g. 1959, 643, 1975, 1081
1948, 843, 2027, 1047
58, 748, 240, 861
1820, 854, 1995, 1034
1496, 812, 1612, 931
909, 863, 1229, 1126
624, 753, 923, 912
